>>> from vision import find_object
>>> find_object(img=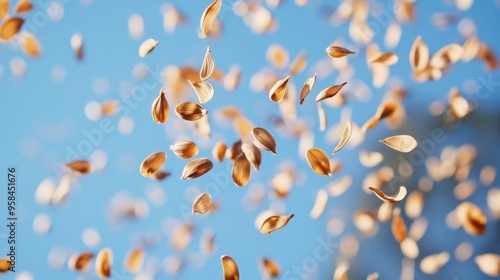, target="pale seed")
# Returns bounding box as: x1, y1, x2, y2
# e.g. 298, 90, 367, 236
269, 75, 290, 102
181, 158, 213, 180
316, 82, 347, 102
138, 38, 159, 58
299, 73, 316, 104
95, 248, 113, 278
259, 214, 294, 234
200, 46, 215, 81
332, 121, 352, 154
379, 135, 417, 153
192, 193, 212, 215
200, 0, 222, 37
